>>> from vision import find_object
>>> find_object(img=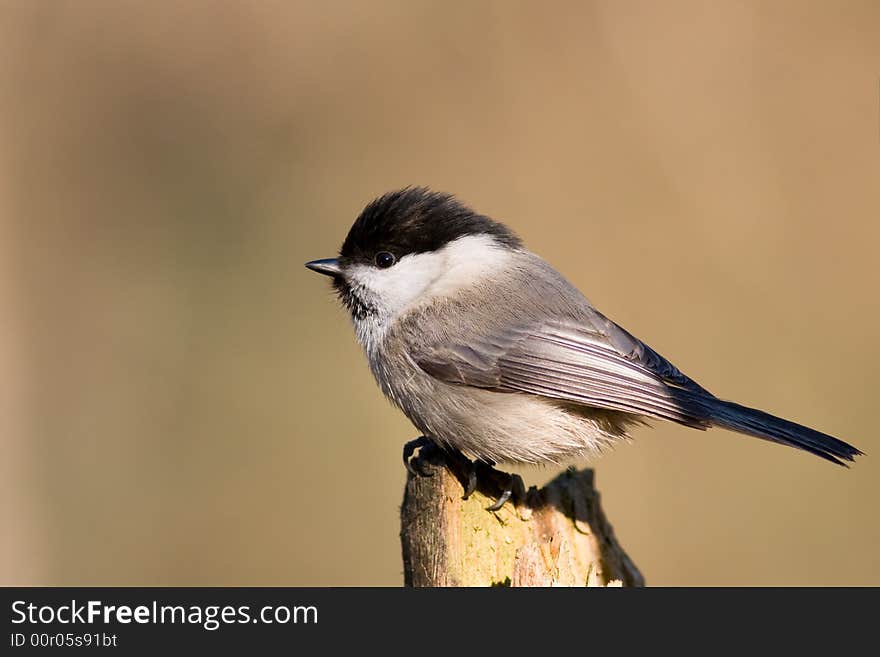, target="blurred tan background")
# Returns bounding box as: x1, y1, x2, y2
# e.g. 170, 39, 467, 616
1, 1, 878, 586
